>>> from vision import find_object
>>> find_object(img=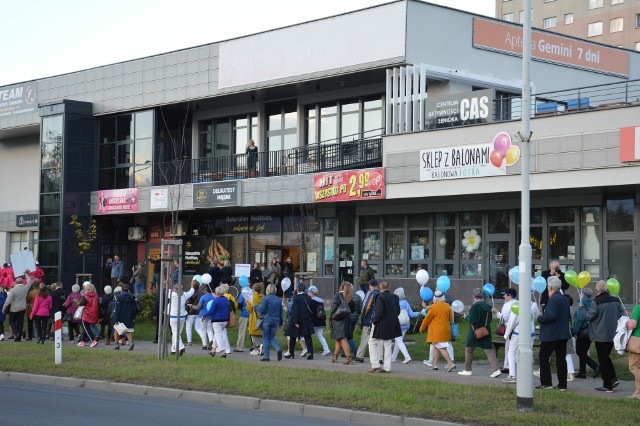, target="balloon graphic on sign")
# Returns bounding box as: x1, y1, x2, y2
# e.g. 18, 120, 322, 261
506, 145, 520, 166
490, 149, 505, 168
493, 132, 511, 156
